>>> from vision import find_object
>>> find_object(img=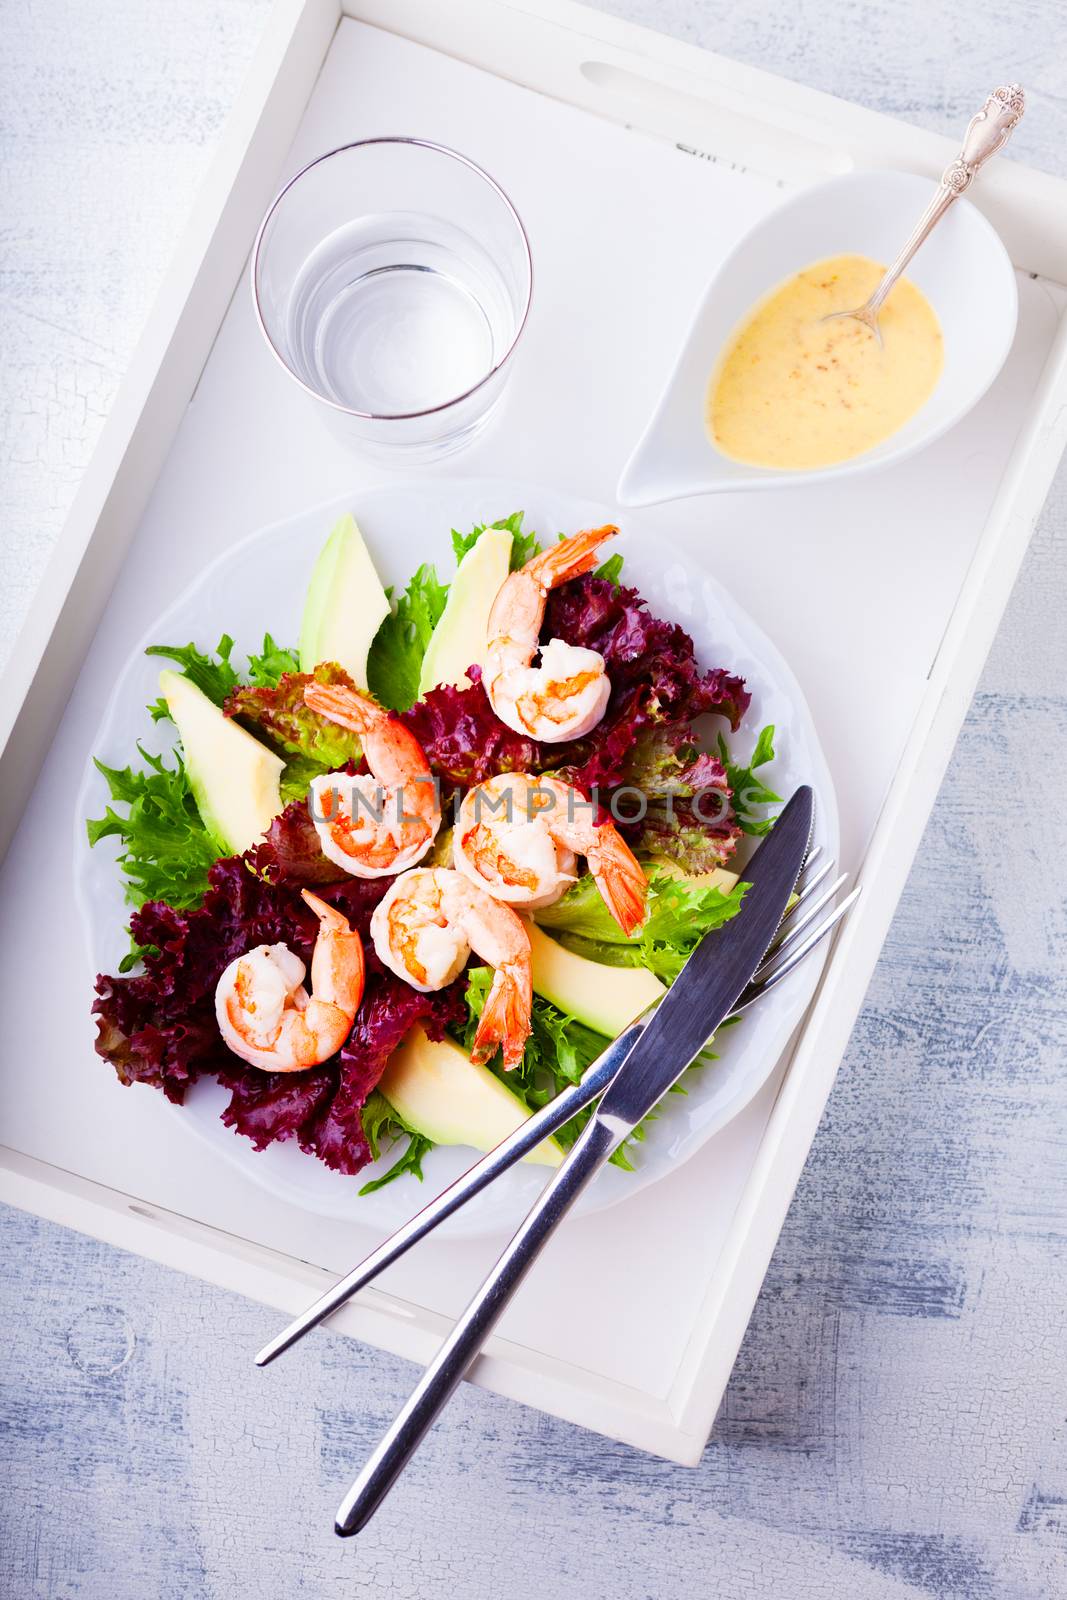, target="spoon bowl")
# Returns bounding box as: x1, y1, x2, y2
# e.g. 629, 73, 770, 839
617, 169, 1018, 505
820, 303, 885, 347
